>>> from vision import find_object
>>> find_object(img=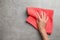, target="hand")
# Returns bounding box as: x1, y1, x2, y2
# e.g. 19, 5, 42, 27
37, 11, 49, 40
37, 11, 48, 29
